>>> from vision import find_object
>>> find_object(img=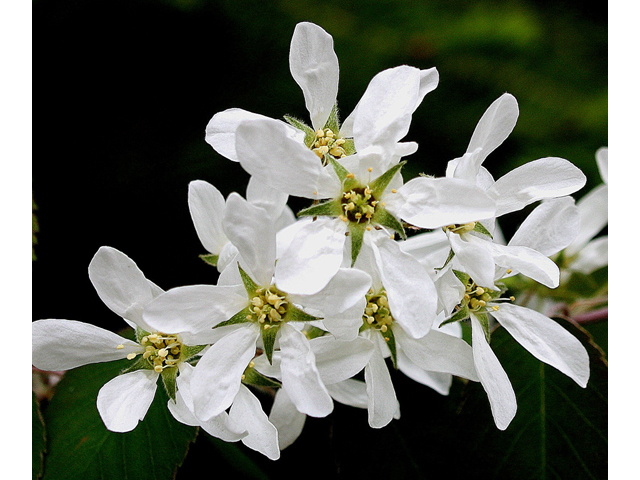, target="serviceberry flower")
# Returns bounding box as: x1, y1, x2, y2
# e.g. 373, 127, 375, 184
31, 247, 223, 434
